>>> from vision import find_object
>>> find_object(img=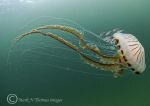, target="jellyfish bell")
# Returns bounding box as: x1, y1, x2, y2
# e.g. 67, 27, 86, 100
113, 32, 146, 75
